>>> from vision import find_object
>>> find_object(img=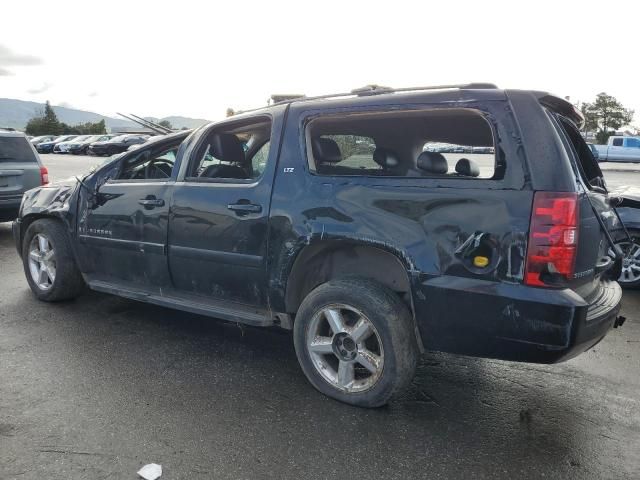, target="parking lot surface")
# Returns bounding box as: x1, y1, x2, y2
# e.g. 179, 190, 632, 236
1, 156, 639, 479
